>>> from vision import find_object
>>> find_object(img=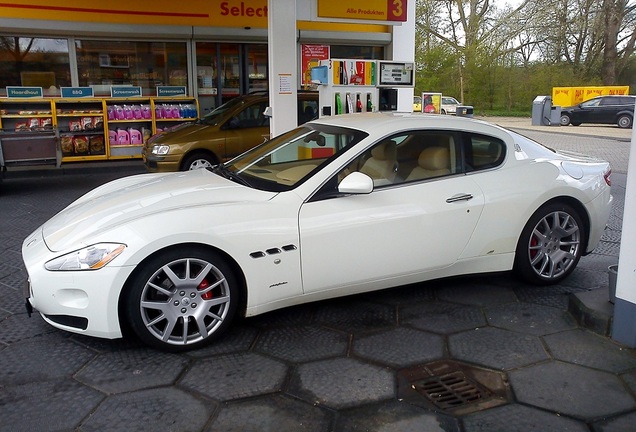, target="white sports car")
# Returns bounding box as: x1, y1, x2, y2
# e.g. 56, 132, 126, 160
23, 113, 613, 351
